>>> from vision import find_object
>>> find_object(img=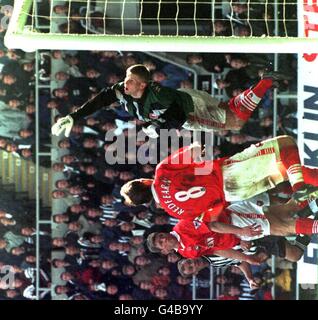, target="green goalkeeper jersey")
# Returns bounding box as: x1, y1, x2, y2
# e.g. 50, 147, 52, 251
70, 81, 194, 130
